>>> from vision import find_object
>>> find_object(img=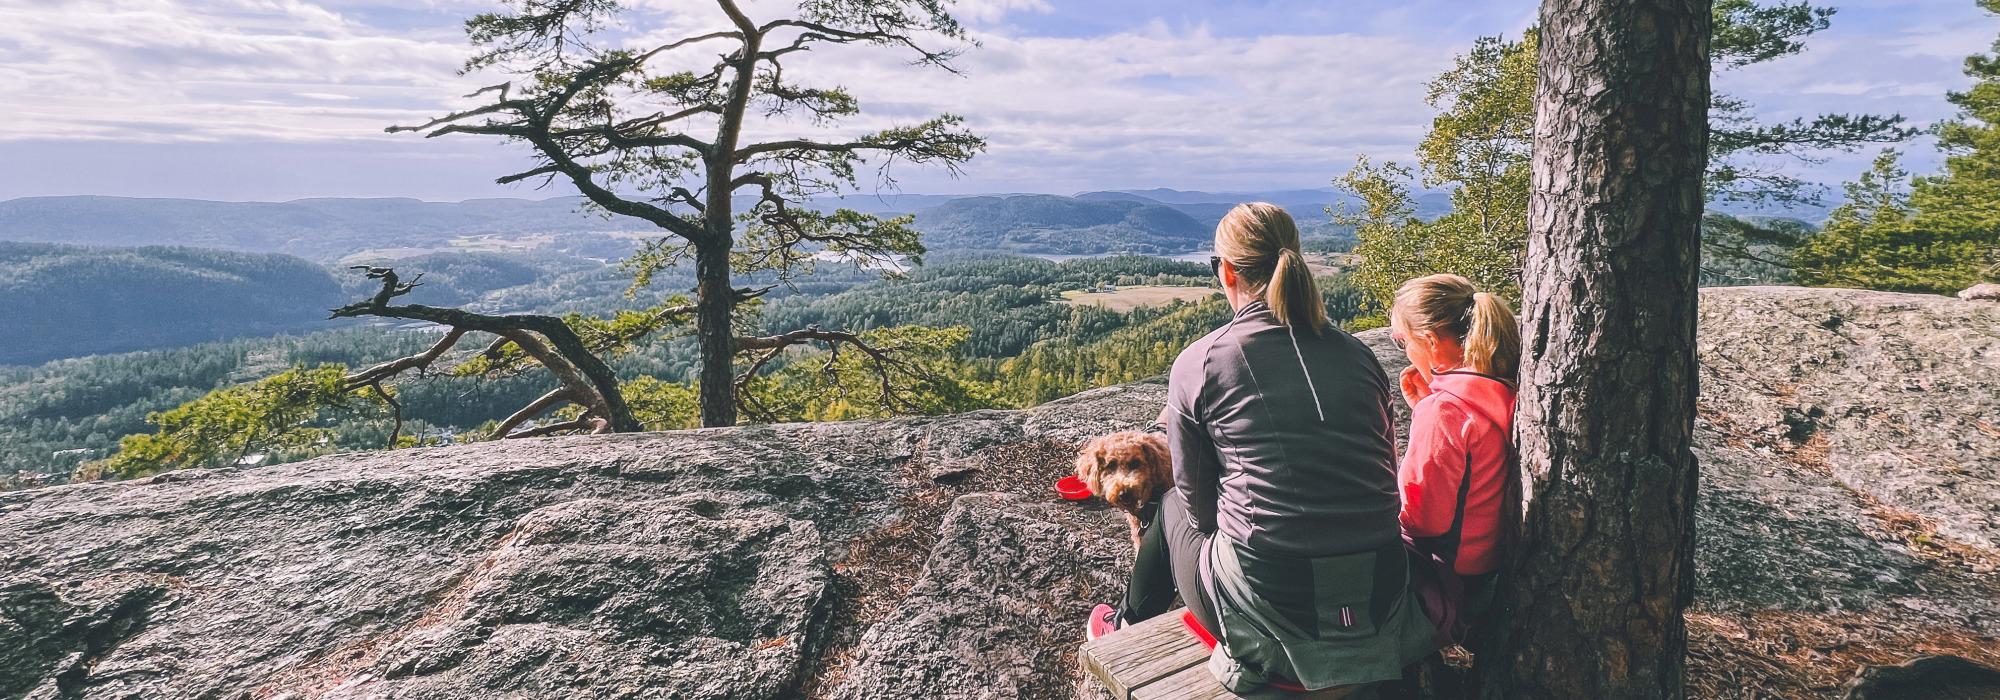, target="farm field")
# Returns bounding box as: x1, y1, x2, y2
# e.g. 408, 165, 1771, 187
1057, 284, 1219, 312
